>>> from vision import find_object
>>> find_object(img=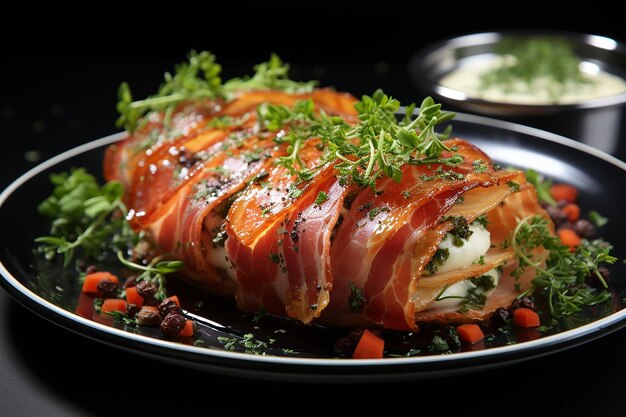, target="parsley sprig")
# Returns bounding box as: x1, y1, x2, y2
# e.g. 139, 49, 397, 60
116, 51, 316, 132
509, 215, 615, 318
35, 168, 137, 267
